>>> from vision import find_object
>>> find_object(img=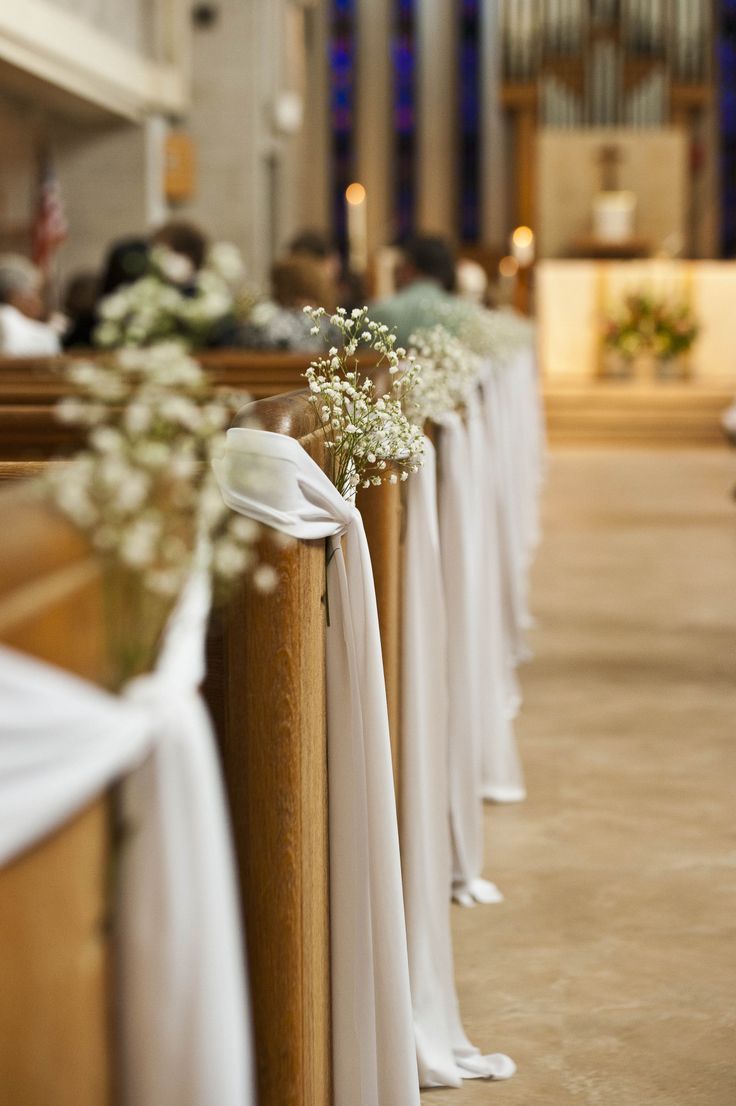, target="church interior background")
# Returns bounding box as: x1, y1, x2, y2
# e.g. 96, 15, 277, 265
1, 0, 735, 436
1, 3, 735, 1106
